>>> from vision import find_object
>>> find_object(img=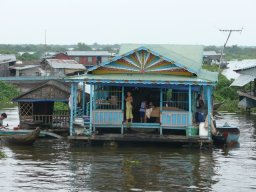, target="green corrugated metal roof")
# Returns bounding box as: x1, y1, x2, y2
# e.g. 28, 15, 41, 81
119, 44, 204, 73
66, 44, 218, 83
